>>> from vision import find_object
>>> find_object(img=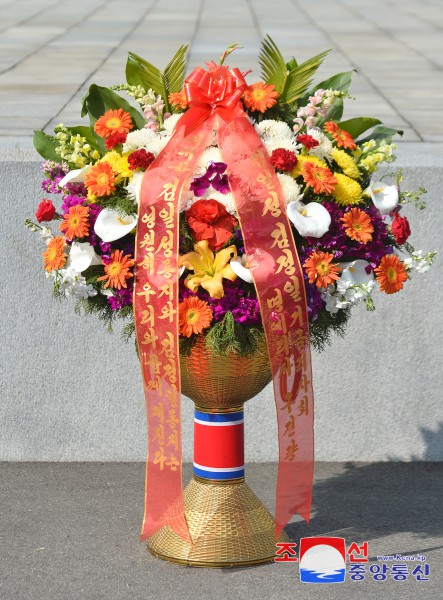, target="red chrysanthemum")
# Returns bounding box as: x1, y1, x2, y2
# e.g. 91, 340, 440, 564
297, 134, 320, 150
105, 131, 127, 149
128, 149, 155, 171
270, 148, 298, 171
